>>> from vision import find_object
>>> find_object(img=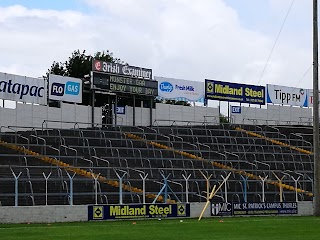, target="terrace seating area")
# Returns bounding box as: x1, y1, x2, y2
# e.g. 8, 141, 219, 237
0, 123, 314, 206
